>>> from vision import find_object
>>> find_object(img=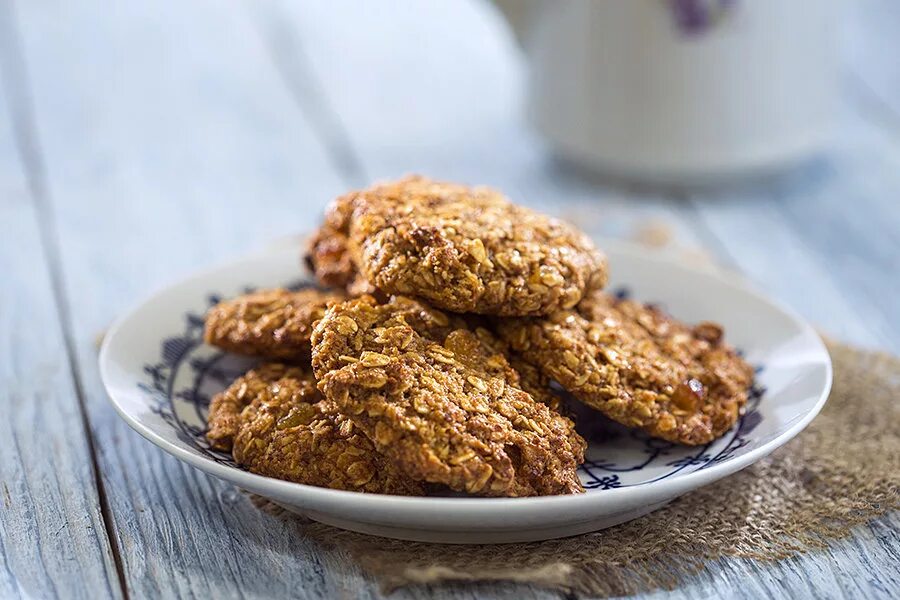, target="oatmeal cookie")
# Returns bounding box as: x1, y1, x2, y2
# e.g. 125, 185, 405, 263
497, 291, 754, 445
311, 295, 585, 496
208, 363, 424, 494
305, 176, 608, 316
204, 288, 344, 360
